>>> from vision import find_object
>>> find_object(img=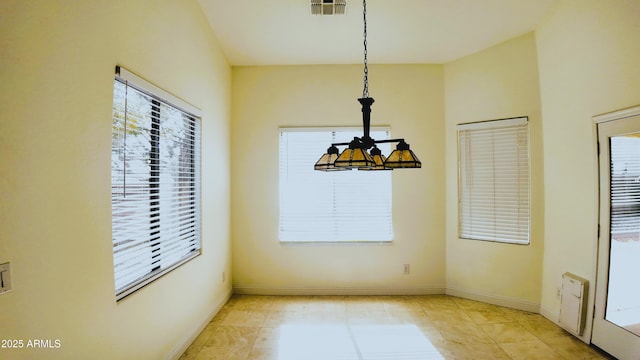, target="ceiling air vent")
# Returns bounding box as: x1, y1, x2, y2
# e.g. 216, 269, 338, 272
311, 0, 346, 15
